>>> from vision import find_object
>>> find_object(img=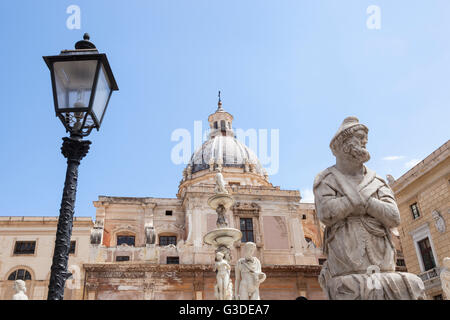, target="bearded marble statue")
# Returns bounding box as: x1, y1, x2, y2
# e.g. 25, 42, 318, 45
213, 252, 232, 300
12, 280, 28, 300
235, 242, 266, 300
314, 116, 425, 300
